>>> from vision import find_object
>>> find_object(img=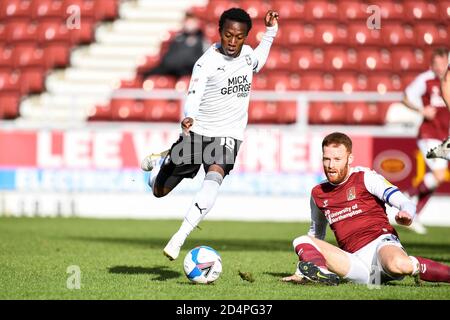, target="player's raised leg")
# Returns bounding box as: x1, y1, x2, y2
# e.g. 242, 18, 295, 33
163, 165, 224, 260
